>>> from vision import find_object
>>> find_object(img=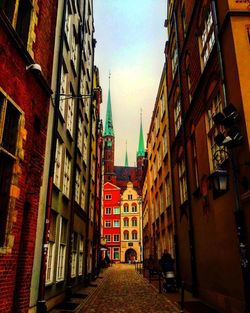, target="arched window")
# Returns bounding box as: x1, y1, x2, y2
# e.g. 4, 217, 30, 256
123, 203, 129, 213
123, 218, 129, 227
131, 217, 137, 227
131, 203, 137, 213
132, 230, 137, 240
124, 231, 129, 240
